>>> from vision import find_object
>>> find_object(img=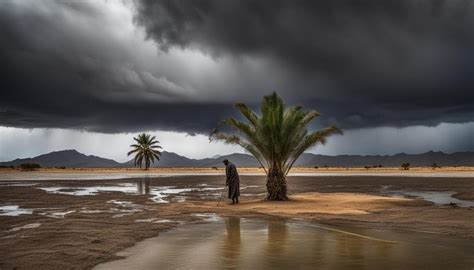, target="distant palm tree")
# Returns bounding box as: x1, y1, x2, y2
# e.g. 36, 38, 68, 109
128, 133, 162, 170
210, 92, 342, 200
